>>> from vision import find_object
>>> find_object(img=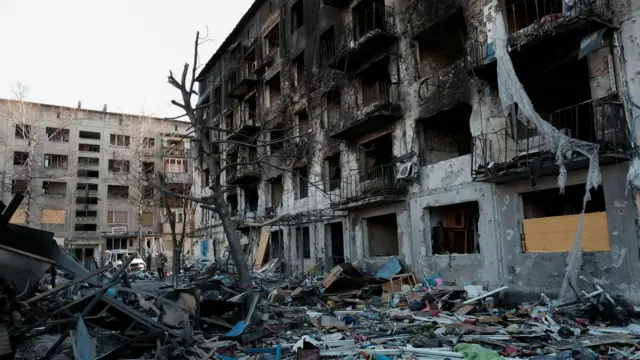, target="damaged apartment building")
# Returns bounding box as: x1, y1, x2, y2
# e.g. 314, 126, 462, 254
193, 0, 640, 301
0, 100, 195, 267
